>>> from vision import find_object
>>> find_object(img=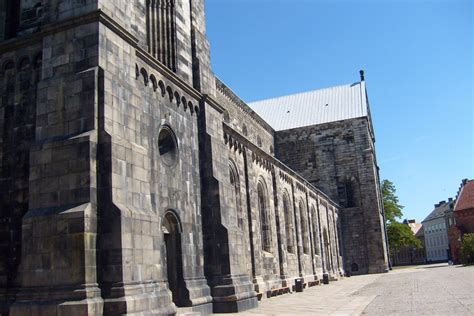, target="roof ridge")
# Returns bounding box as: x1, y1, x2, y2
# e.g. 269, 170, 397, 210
249, 81, 362, 104
454, 179, 474, 212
